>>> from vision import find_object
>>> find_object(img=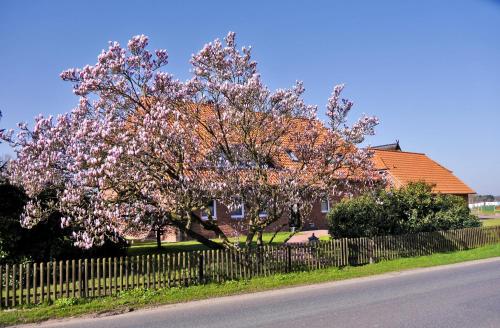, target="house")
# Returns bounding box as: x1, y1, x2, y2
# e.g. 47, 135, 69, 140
130, 105, 344, 242
131, 107, 474, 243
182, 142, 475, 240
371, 141, 475, 202
186, 142, 473, 239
